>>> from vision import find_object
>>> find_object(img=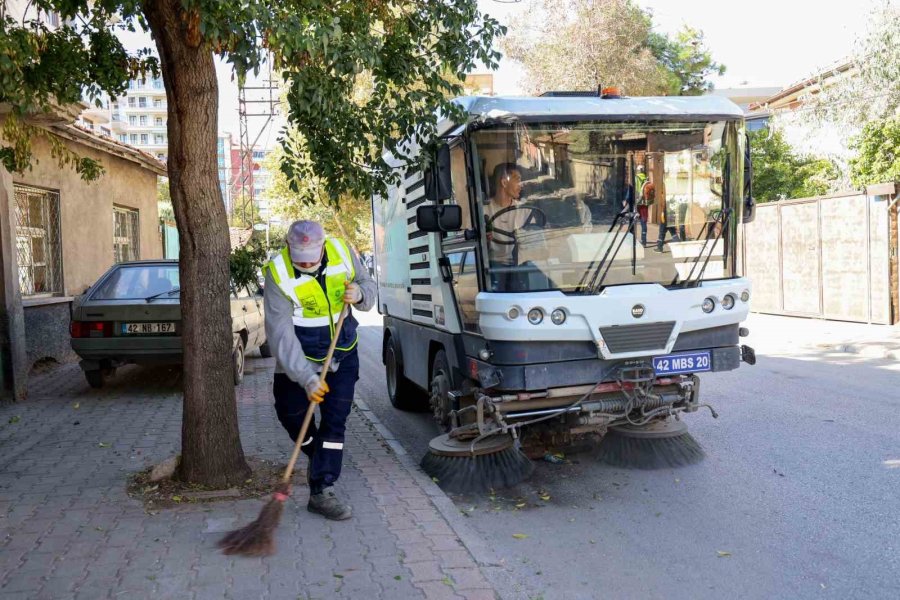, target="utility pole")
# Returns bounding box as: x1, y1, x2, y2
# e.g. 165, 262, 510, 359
235, 55, 279, 227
